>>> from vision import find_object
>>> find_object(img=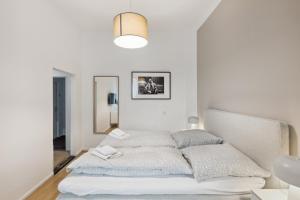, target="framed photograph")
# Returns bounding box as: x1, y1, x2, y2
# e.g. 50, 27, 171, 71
131, 71, 171, 100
